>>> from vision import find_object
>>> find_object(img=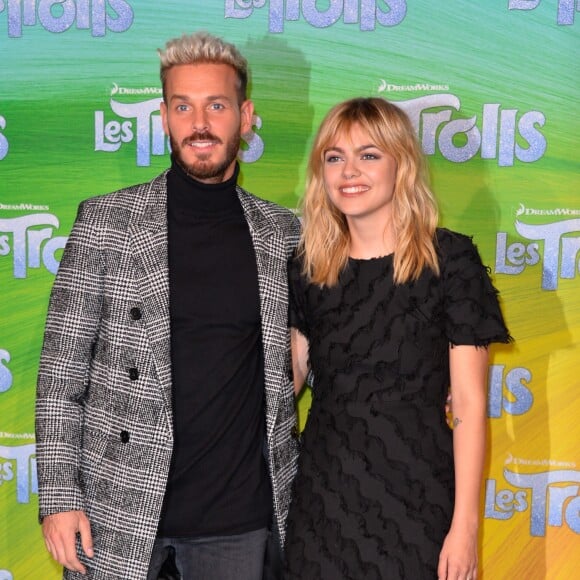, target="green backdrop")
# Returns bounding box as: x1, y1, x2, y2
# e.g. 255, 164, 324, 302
1, 1, 578, 578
